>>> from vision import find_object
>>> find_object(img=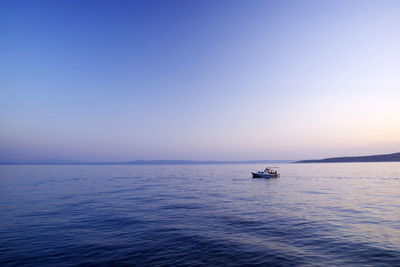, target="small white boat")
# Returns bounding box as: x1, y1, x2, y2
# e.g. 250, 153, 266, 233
252, 167, 280, 178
